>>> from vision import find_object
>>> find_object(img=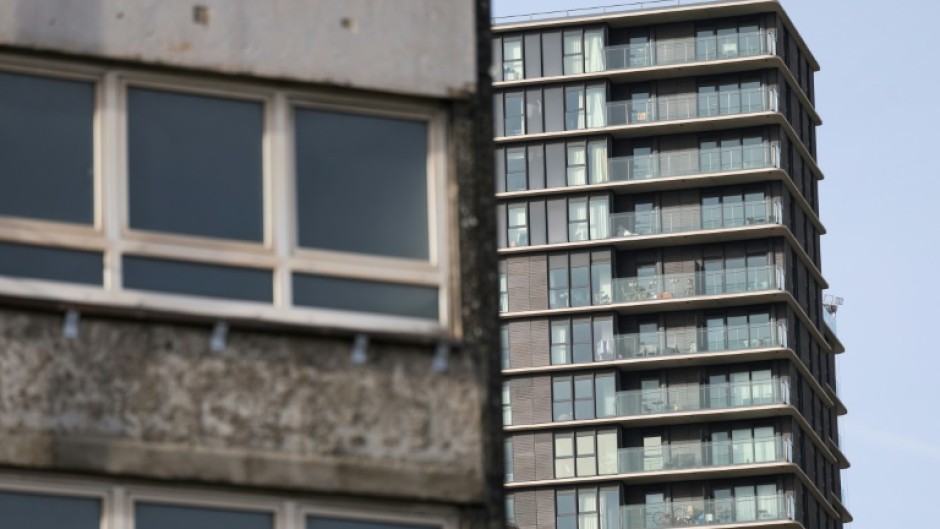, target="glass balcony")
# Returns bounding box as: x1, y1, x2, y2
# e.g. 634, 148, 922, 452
823, 308, 838, 334
604, 32, 772, 71
606, 87, 777, 127
601, 265, 784, 306
606, 199, 781, 239
610, 378, 791, 419
621, 493, 795, 529
615, 436, 792, 475
608, 143, 779, 182
605, 321, 787, 362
